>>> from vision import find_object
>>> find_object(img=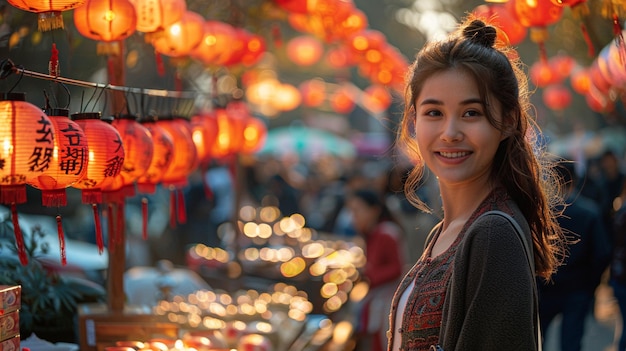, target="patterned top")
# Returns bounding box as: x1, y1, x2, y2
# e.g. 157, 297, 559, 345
388, 189, 511, 351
